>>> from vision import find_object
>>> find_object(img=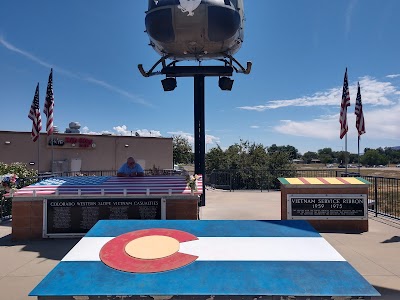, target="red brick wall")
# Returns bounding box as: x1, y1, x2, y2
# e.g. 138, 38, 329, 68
166, 199, 198, 220
12, 200, 43, 240
12, 198, 199, 240
281, 186, 369, 232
